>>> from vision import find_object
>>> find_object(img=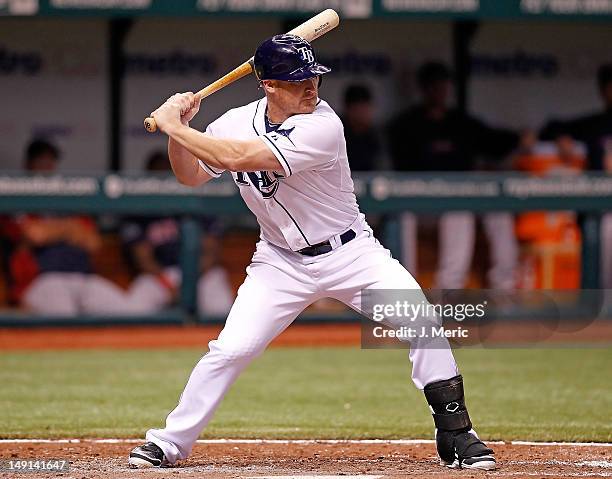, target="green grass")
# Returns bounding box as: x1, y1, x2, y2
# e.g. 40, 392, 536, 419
0, 347, 610, 441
